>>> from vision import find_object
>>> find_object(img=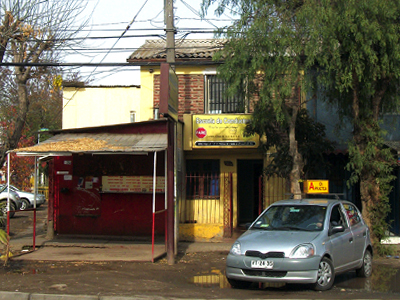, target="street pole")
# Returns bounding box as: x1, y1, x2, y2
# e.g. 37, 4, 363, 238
164, 0, 176, 265
165, 0, 175, 65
